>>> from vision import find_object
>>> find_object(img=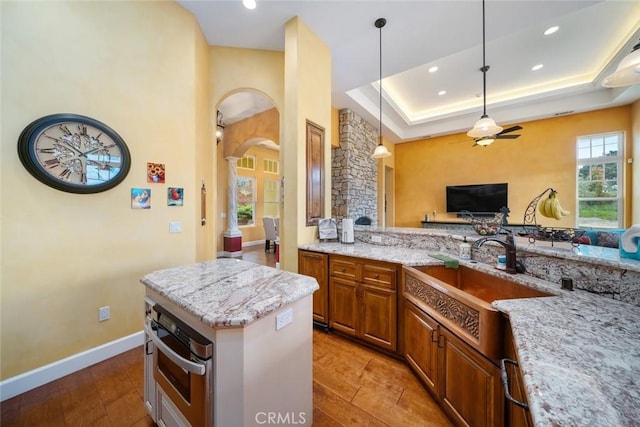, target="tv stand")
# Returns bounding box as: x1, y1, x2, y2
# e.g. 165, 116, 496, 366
455, 212, 495, 218
420, 220, 525, 233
